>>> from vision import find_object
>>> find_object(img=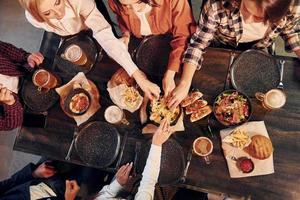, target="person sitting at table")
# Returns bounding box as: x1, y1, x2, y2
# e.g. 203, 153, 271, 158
18, 0, 161, 100
0, 160, 80, 200
167, 0, 300, 109
0, 40, 43, 131
108, 0, 196, 97
96, 119, 172, 200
